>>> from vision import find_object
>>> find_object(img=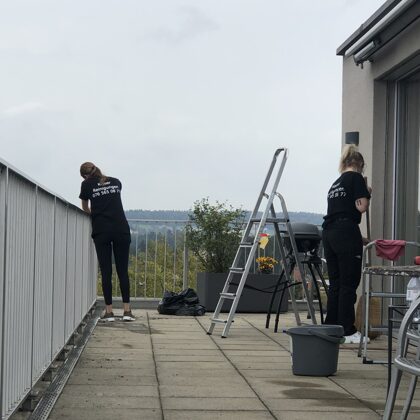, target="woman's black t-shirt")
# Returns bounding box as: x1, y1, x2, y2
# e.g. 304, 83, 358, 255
79, 176, 130, 237
322, 171, 371, 228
